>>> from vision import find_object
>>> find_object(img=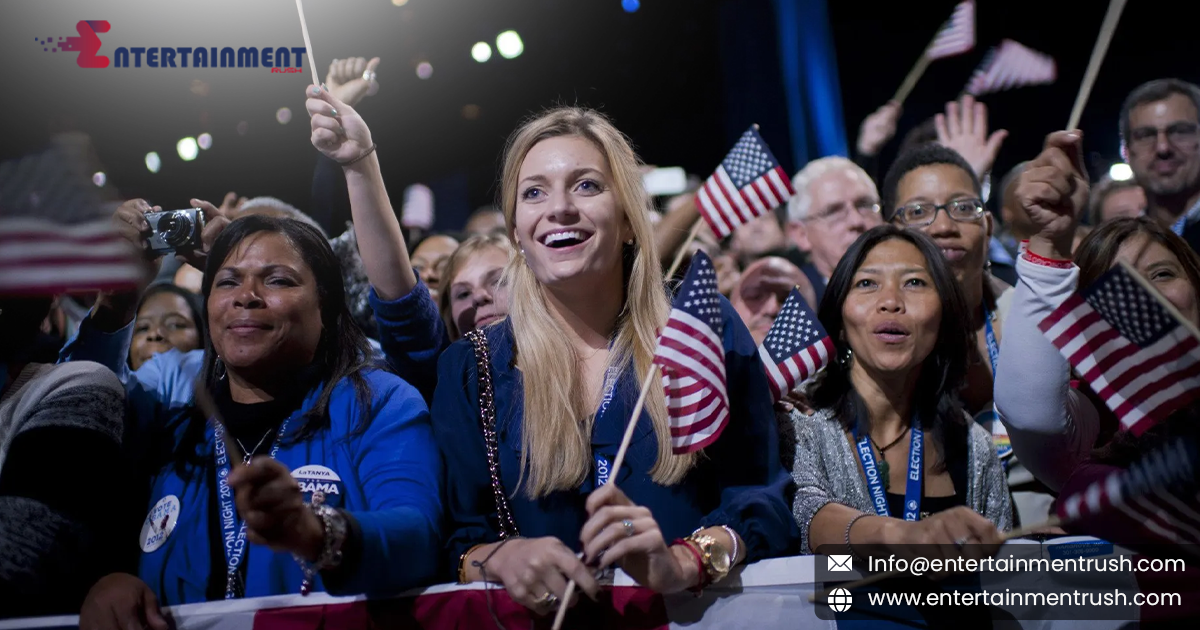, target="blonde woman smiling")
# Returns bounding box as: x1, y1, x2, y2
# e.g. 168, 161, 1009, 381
432, 108, 795, 613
